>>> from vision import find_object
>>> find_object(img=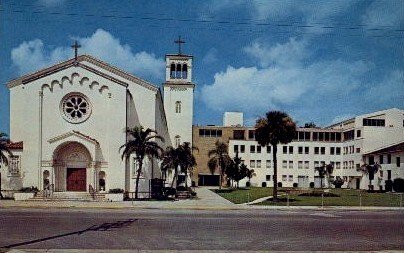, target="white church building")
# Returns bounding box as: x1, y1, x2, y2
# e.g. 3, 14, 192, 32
2, 47, 195, 195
